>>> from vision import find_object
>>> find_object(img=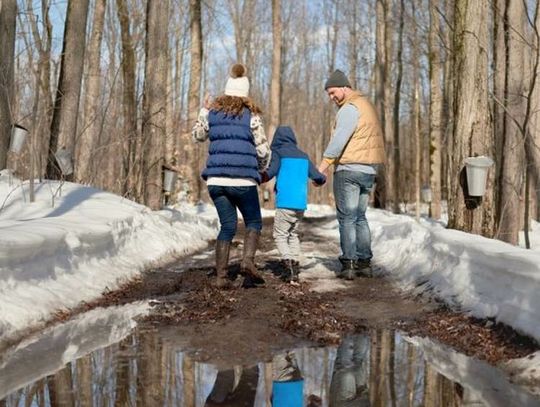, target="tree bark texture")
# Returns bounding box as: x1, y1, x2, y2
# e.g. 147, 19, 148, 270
46, 0, 90, 180
76, 0, 107, 183
429, 0, 443, 219
497, 0, 527, 244
187, 0, 203, 203
0, 0, 16, 170
141, 0, 168, 209
447, 0, 495, 236
116, 0, 139, 198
